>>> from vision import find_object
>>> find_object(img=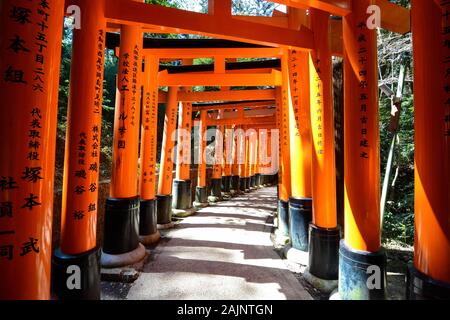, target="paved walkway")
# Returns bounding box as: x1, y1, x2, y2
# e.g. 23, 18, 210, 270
102, 186, 311, 300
